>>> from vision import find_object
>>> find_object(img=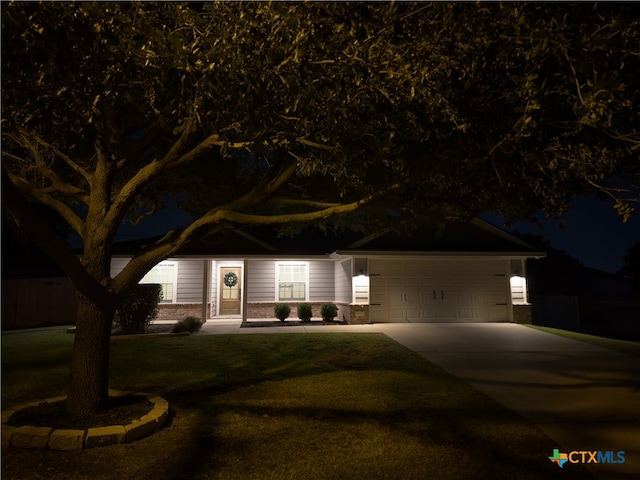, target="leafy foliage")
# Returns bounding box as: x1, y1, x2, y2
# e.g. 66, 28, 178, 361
274, 303, 291, 322
3, 2, 638, 232
114, 284, 162, 335
297, 303, 313, 323
321, 303, 339, 322
172, 316, 203, 334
